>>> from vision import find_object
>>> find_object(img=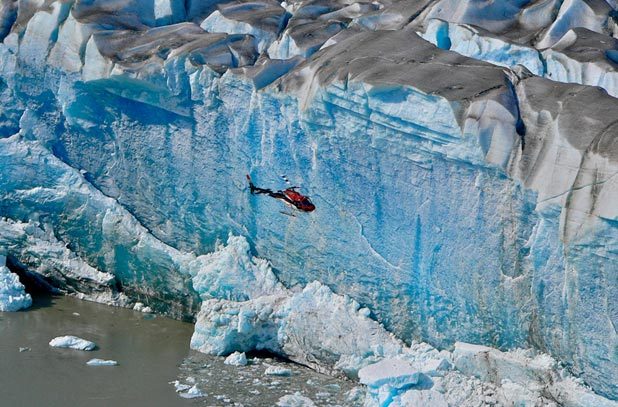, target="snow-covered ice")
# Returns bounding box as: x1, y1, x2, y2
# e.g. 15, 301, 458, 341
49, 336, 96, 351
